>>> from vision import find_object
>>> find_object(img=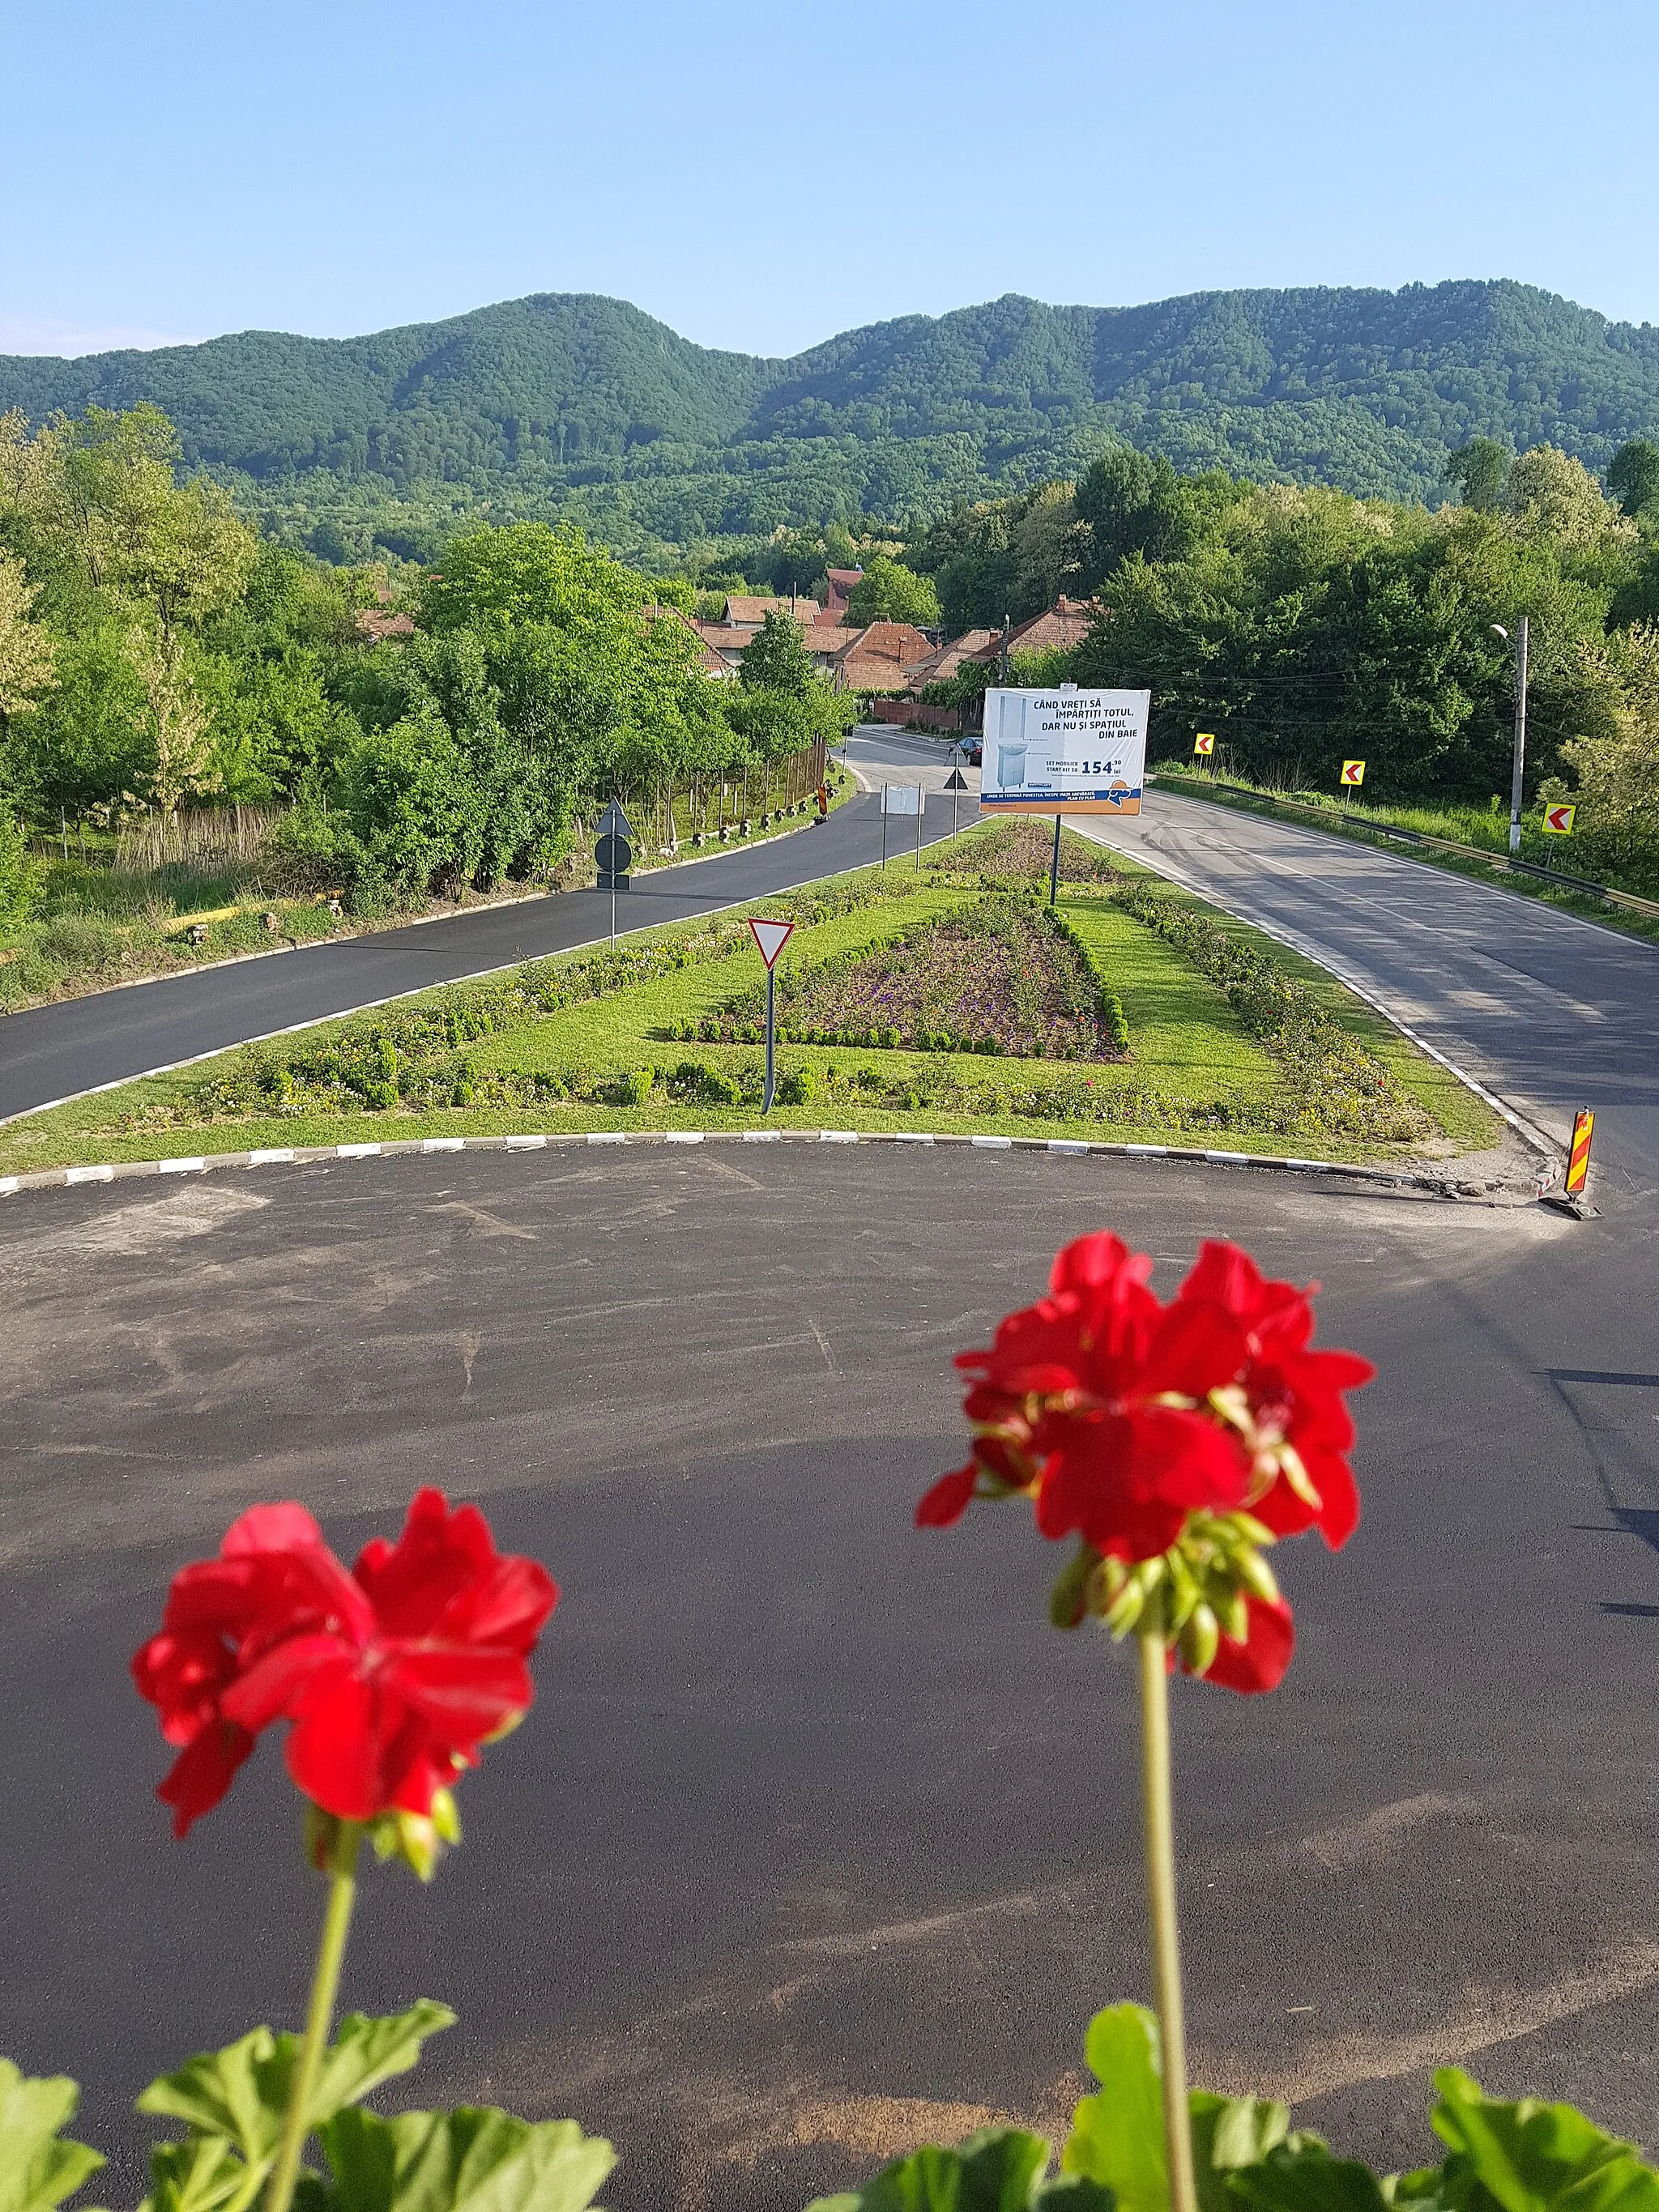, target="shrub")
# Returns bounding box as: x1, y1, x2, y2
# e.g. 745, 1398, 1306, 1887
34, 912, 124, 970
778, 1067, 814, 1106
616, 1067, 654, 1106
